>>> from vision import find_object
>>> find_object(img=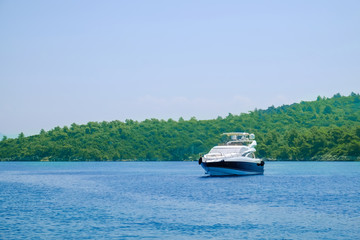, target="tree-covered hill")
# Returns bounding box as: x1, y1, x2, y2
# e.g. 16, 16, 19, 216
1, 93, 359, 161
